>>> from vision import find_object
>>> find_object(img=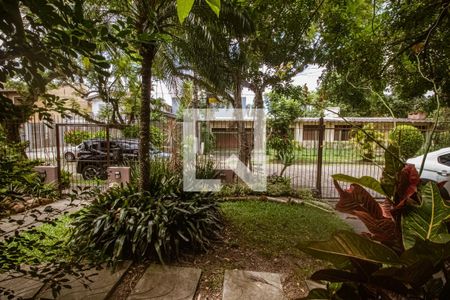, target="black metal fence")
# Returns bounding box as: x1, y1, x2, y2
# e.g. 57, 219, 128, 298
12, 114, 450, 198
